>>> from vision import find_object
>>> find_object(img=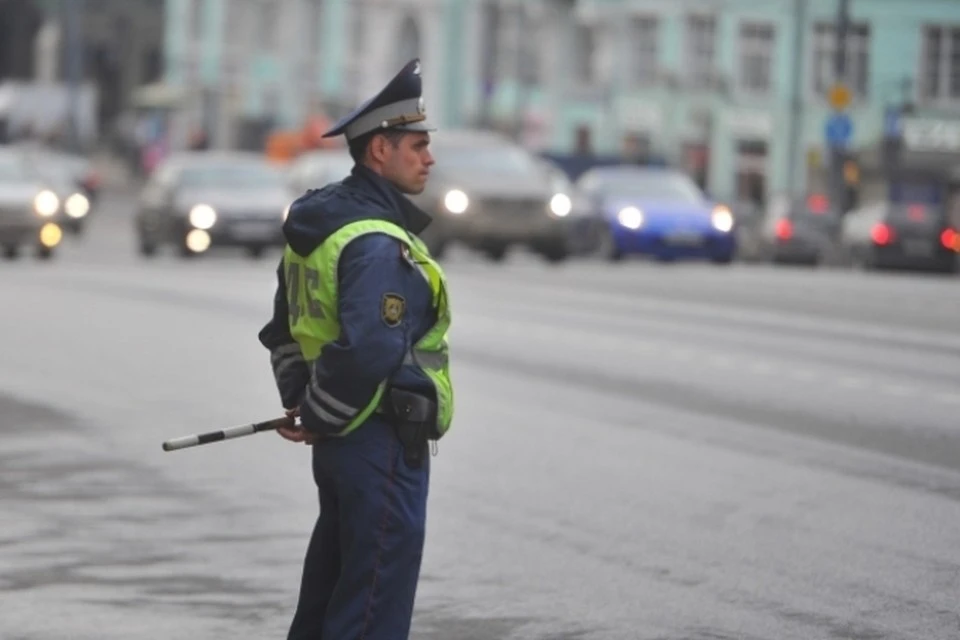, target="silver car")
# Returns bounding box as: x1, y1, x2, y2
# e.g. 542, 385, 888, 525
135, 152, 296, 259
22, 152, 93, 235
0, 147, 65, 260
410, 129, 574, 262
287, 149, 354, 194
